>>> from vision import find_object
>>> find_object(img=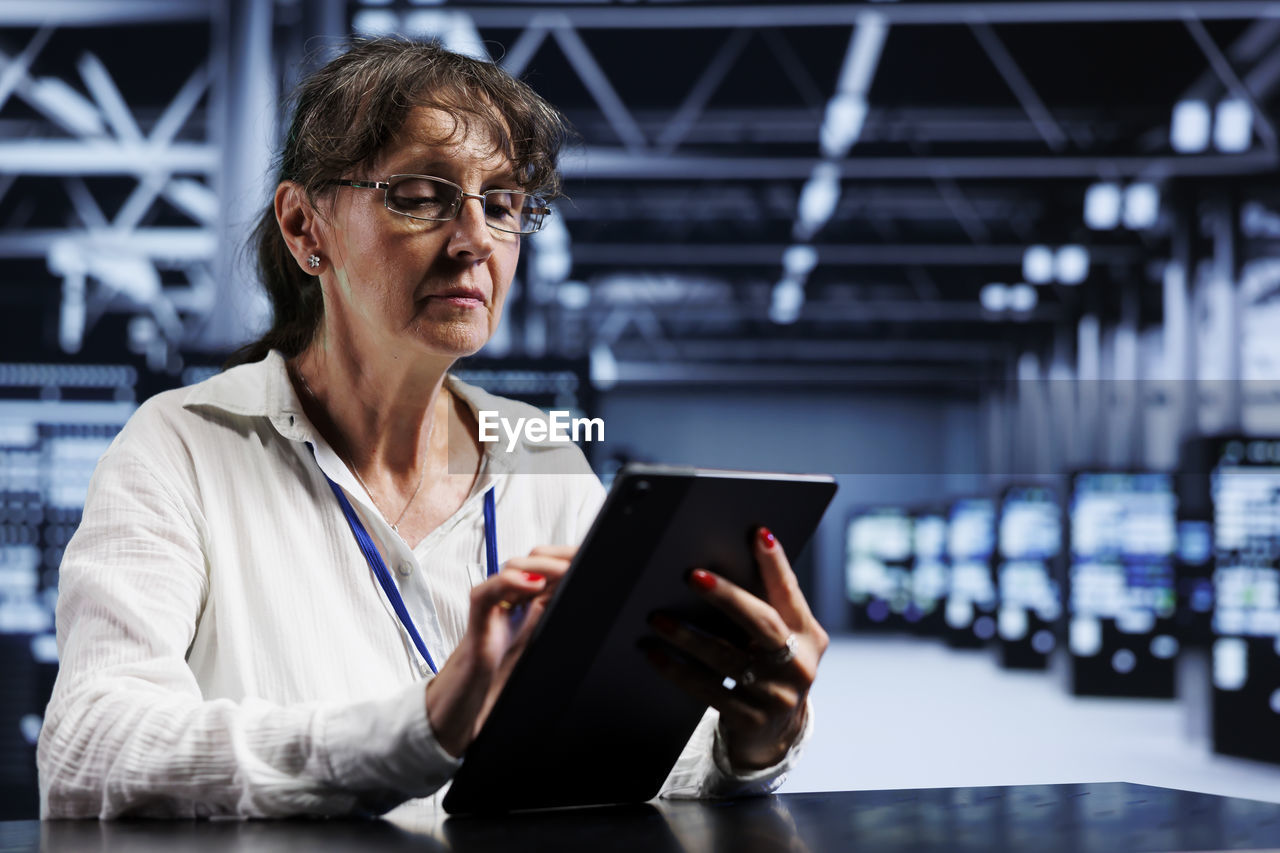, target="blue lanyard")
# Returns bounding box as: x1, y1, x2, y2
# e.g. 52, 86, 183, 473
314, 446, 497, 676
